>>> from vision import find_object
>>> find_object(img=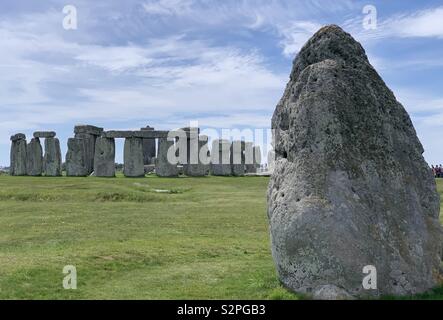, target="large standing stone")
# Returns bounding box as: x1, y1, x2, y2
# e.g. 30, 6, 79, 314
230, 140, 245, 176
244, 142, 256, 173
66, 138, 88, 177
185, 135, 210, 176
268, 25, 443, 299
267, 150, 275, 173
44, 137, 62, 176
74, 125, 103, 174
123, 137, 145, 177
94, 137, 116, 177
27, 138, 43, 176
156, 137, 179, 177
253, 145, 262, 171
75, 133, 96, 174
10, 134, 27, 176
141, 126, 156, 165
210, 139, 232, 176
178, 127, 200, 176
